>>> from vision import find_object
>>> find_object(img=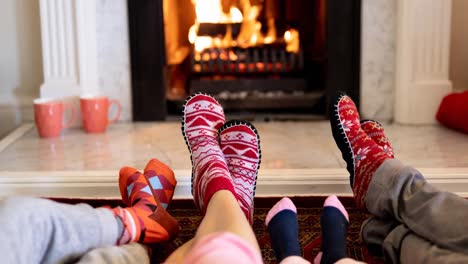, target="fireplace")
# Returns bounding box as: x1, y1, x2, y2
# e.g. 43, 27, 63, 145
127, 0, 361, 120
